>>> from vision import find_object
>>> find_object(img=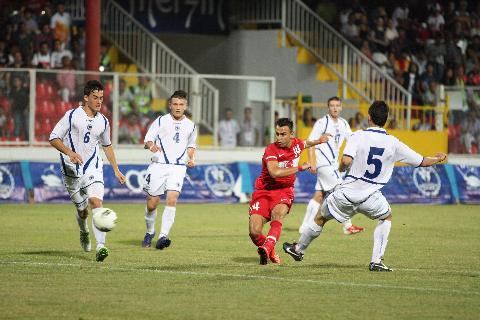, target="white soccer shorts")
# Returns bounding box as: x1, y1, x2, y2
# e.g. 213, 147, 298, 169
143, 163, 187, 197
315, 165, 342, 192
321, 189, 391, 223
63, 170, 104, 210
